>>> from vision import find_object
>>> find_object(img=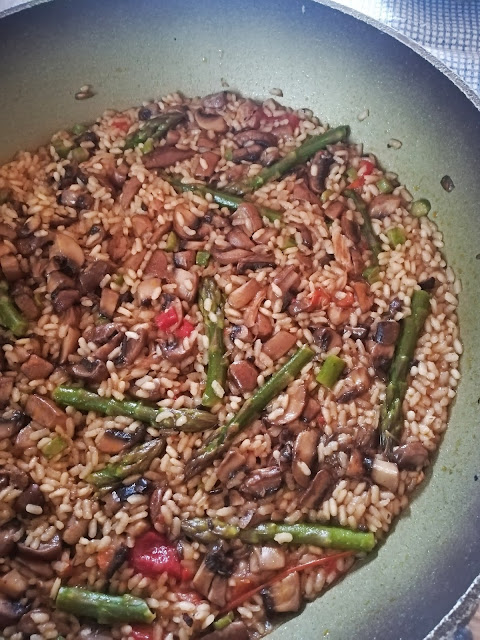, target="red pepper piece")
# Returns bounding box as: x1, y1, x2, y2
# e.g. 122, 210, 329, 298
359, 159, 375, 176
335, 291, 355, 308
131, 625, 154, 640
154, 307, 178, 331
175, 319, 195, 339
310, 287, 331, 309
348, 176, 365, 190
130, 530, 184, 580
112, 118, 131, 132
